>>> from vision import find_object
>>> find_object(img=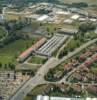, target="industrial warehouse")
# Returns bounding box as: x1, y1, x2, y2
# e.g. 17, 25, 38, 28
36, 34, 68, 57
